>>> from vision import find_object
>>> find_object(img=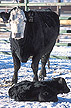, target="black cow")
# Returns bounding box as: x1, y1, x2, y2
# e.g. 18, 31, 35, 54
0, 7, 60, 84
8, 77, 70, 102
